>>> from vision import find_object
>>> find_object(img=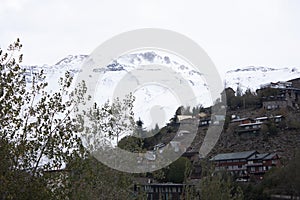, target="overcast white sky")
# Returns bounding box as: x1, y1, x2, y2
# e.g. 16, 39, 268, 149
1, 0, 299, 75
